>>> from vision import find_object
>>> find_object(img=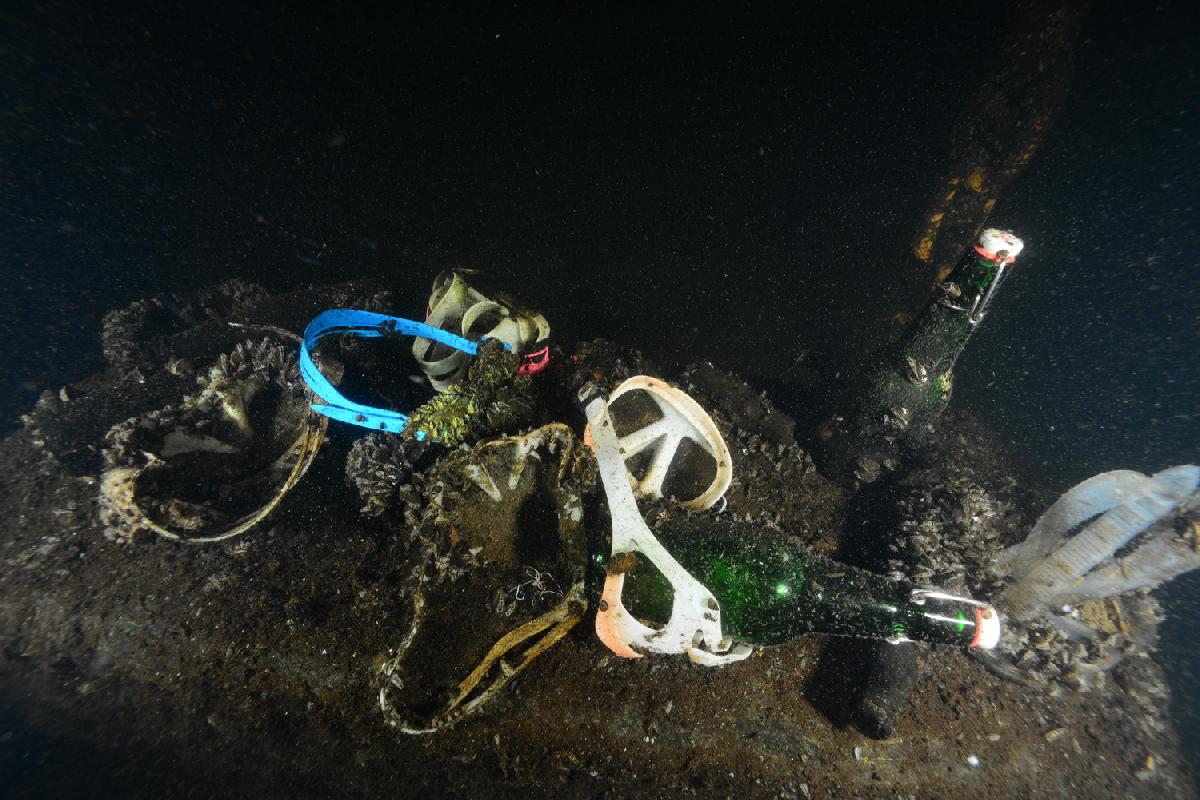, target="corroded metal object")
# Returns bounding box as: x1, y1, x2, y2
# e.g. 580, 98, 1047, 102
910, 3, 1082, 278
